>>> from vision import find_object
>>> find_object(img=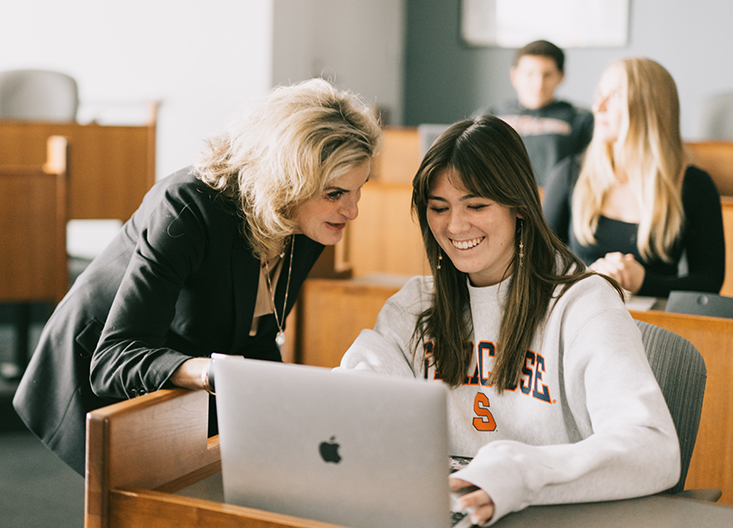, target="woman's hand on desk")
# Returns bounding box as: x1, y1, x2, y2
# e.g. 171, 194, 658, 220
450, 477, 494, 526
590, 252, 645, 294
